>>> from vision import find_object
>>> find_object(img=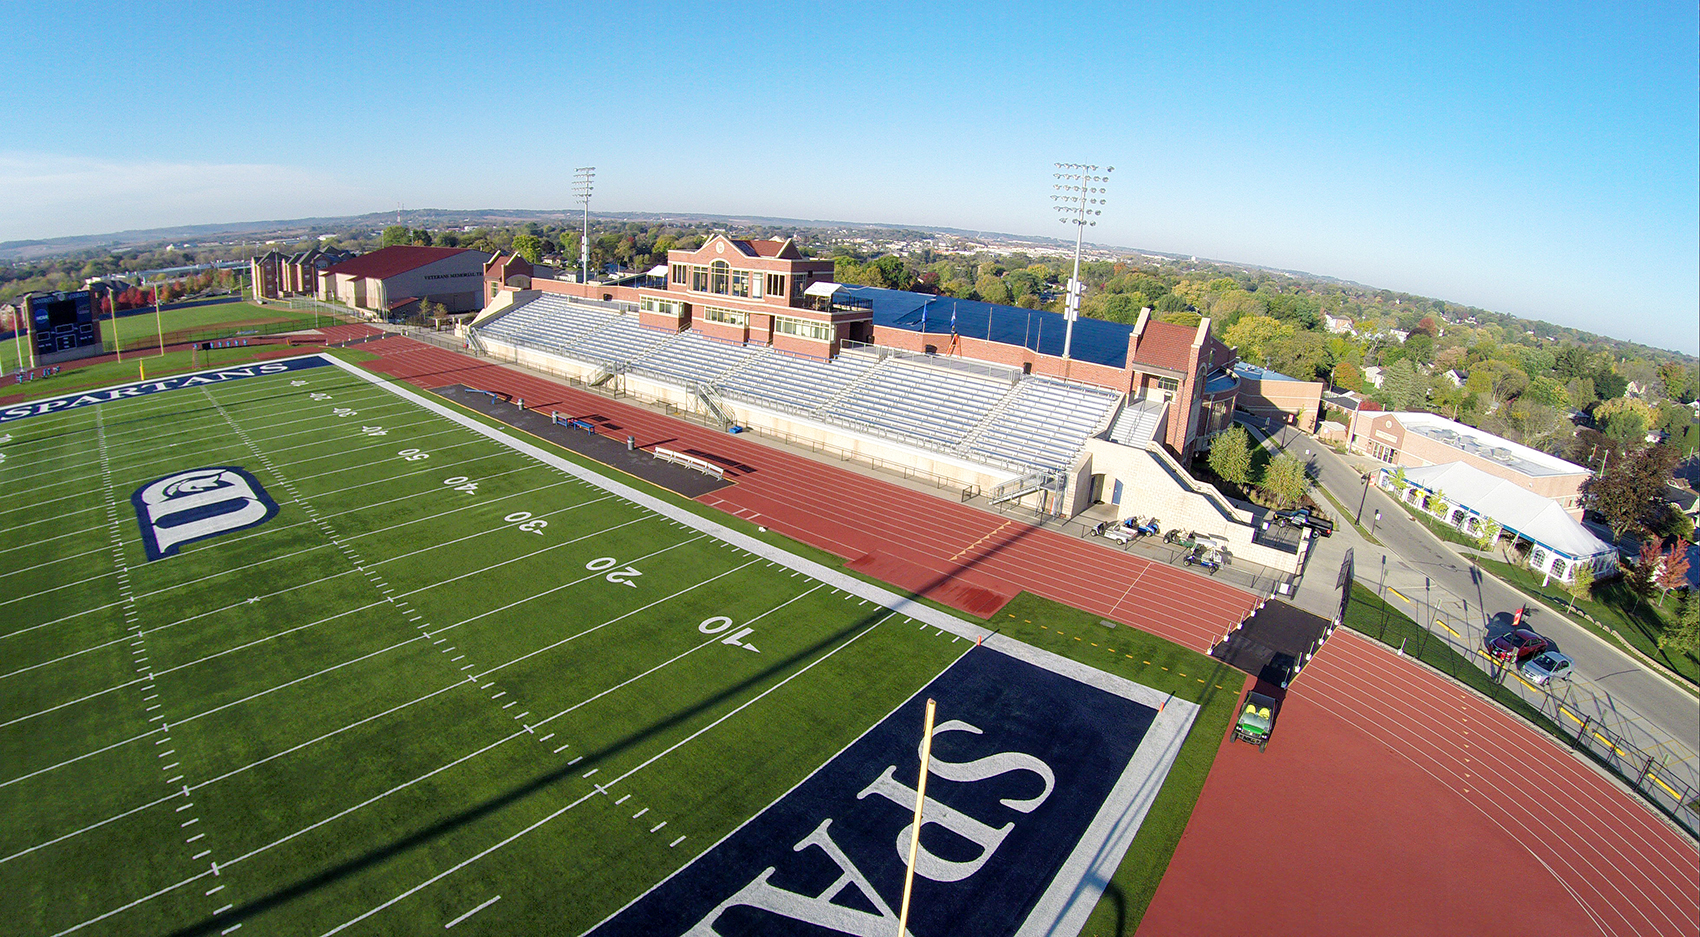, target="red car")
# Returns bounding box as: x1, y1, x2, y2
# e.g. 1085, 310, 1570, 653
1487, 628, 1549, 662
